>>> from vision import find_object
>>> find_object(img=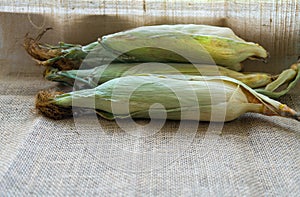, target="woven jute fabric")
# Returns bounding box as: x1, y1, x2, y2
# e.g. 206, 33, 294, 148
0, 74, 299, 196
0, 0, 299, 195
